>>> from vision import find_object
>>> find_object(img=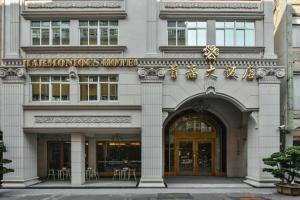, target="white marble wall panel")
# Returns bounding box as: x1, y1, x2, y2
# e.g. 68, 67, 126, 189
71, 133, 85, 186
